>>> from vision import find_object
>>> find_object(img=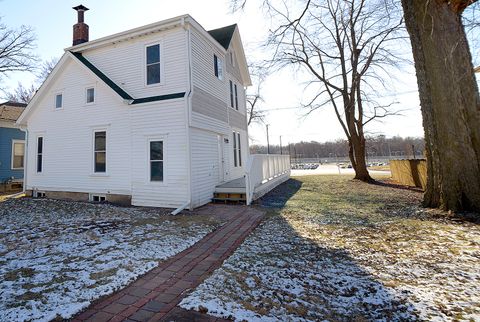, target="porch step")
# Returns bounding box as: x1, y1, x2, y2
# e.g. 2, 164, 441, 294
212, 192, 246, 204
